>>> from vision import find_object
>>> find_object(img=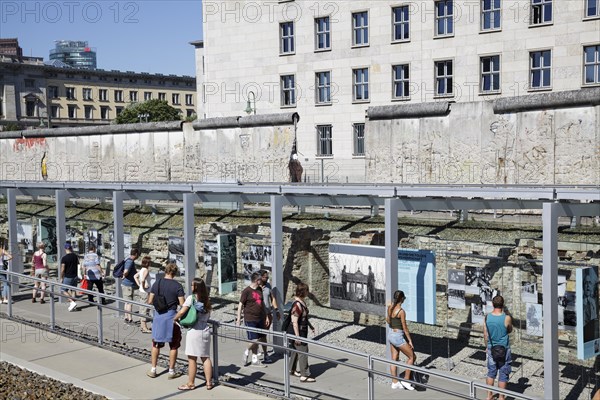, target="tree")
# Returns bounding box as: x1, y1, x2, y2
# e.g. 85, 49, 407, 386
115, 99, 181, 124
